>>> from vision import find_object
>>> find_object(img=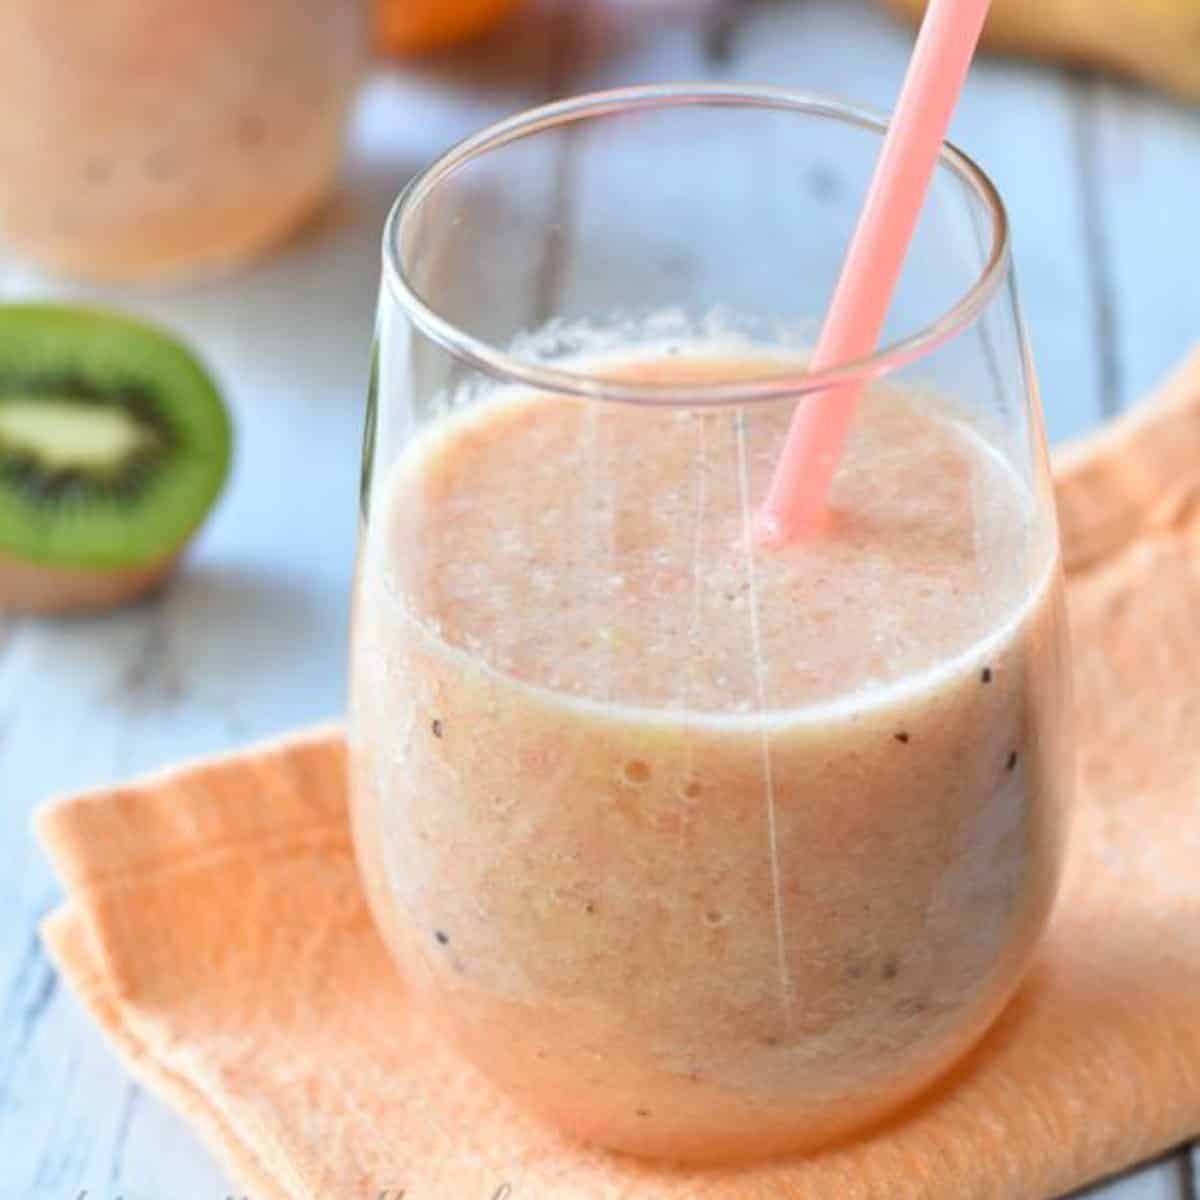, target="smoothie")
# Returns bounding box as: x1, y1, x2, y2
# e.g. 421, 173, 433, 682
350, 351, 1071, 1161
0, 0, 363, 280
